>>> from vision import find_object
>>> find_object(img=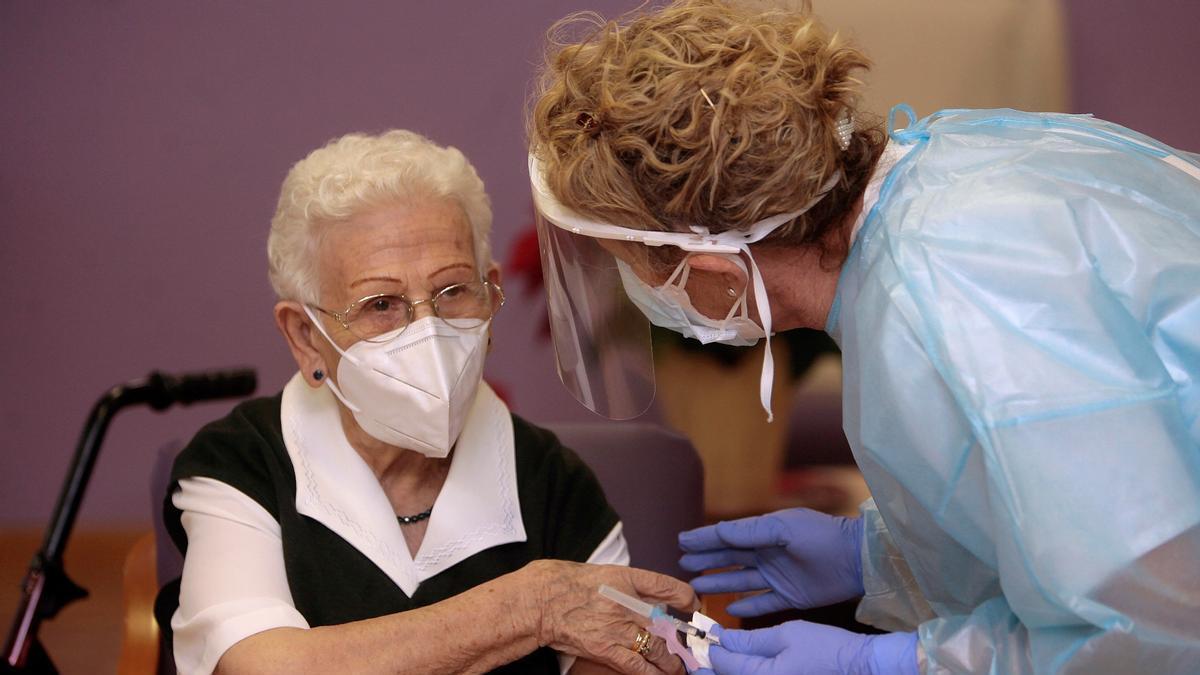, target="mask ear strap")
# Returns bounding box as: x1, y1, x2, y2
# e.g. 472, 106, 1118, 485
303, 306, 358, 365
723, 291, 754, 324
718, 254, 753, 323
302, 305, 366, 413
721, 294, 743, 323
665, 253, 693, 289
322, 374, 363, 413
